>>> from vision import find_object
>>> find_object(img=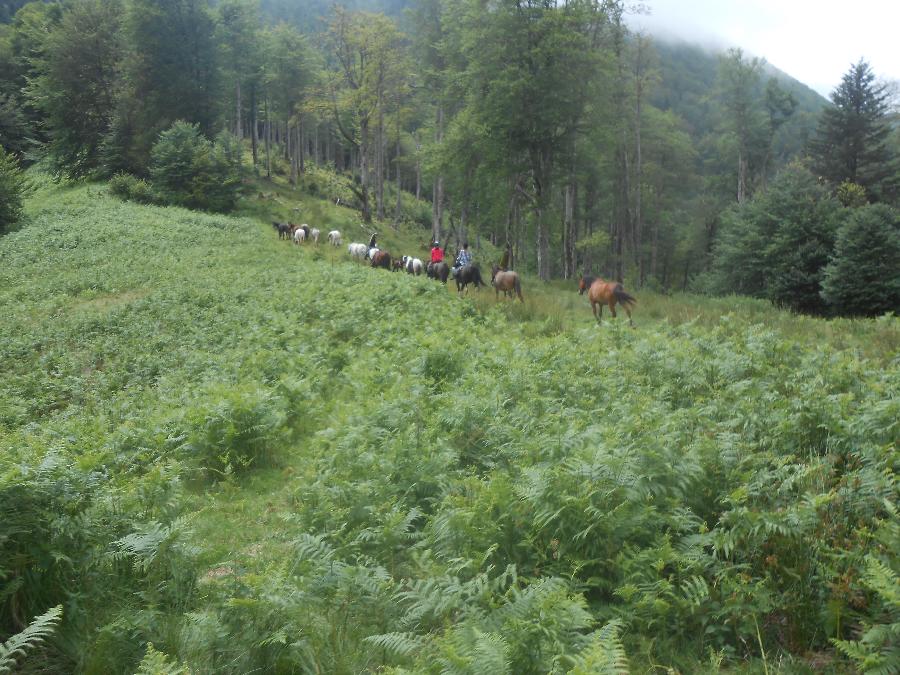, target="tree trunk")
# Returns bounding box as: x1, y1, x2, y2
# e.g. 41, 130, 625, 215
415, 132, 421, 201
564, 178, 576, 279
432, 104, 444, 242
393, 123, 402, 226
264, 96, 271, 178
289, 123, 297, 185
359, 115, 371, 223
235, 80, 243, 139
376, 88, 385, 220
314, 123, 319, 165
298, 116, 305, 174
250, 84, 258, 166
